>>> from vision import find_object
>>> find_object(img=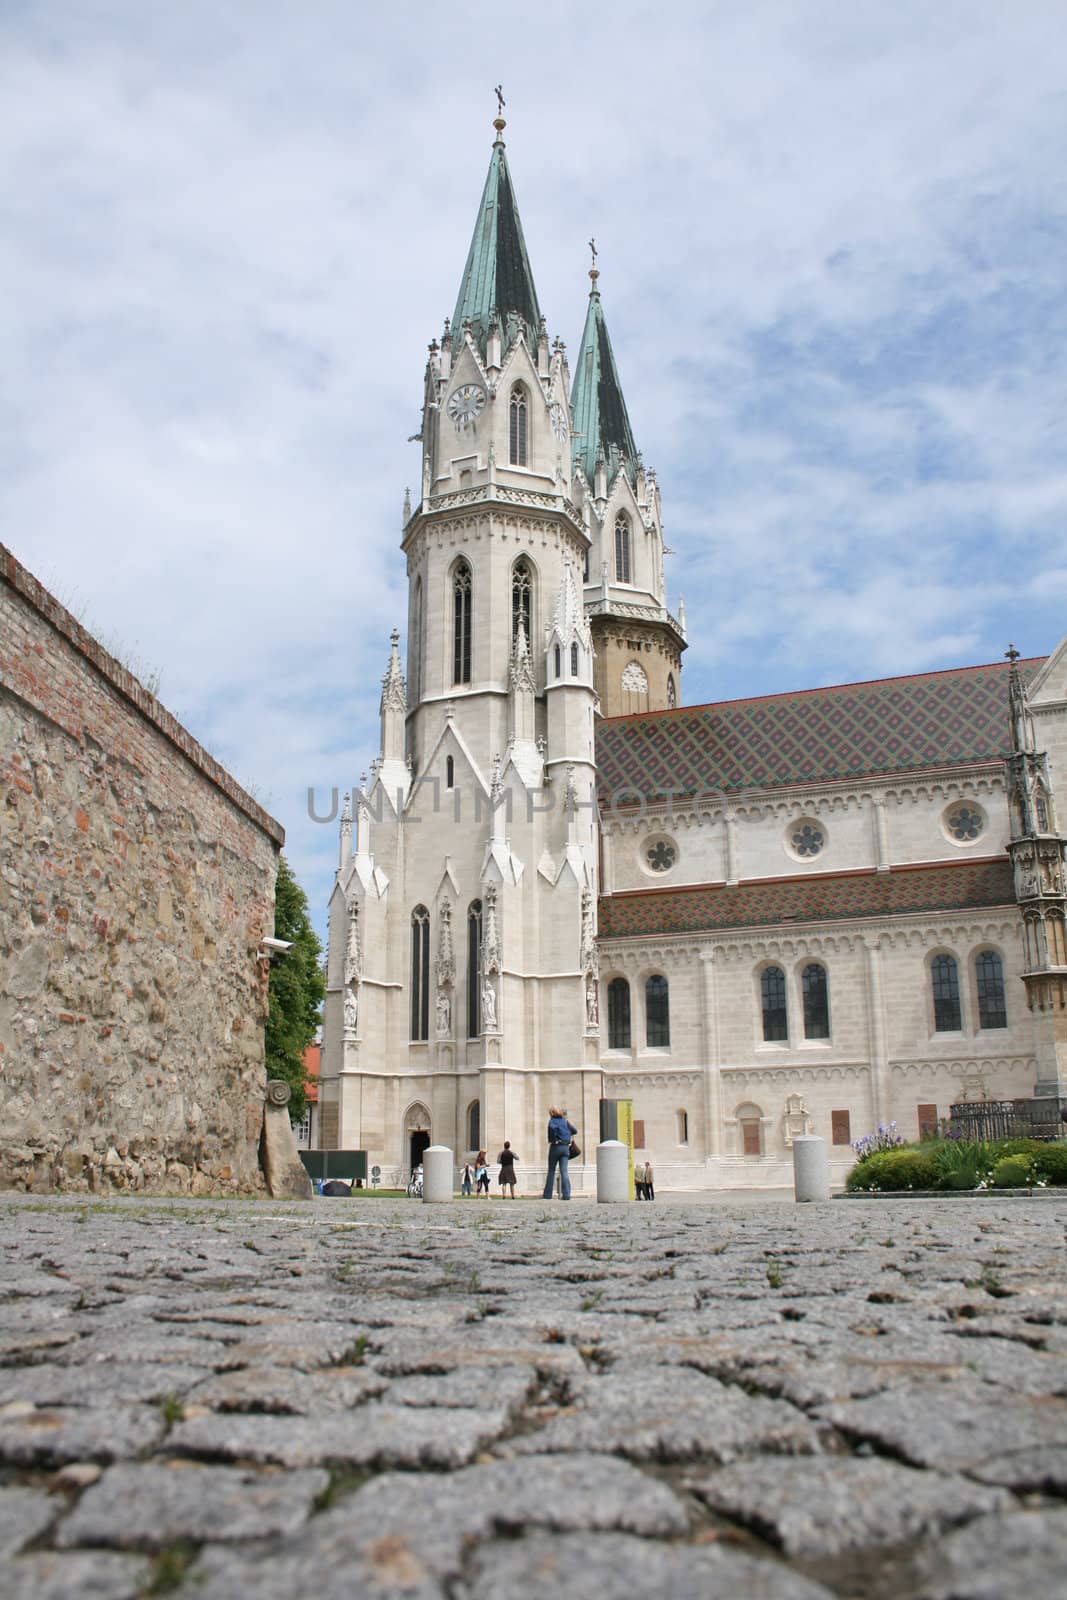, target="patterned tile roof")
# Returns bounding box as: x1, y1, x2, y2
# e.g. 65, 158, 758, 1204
595, 660, 1040, 804
598, 858, 1016, 941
